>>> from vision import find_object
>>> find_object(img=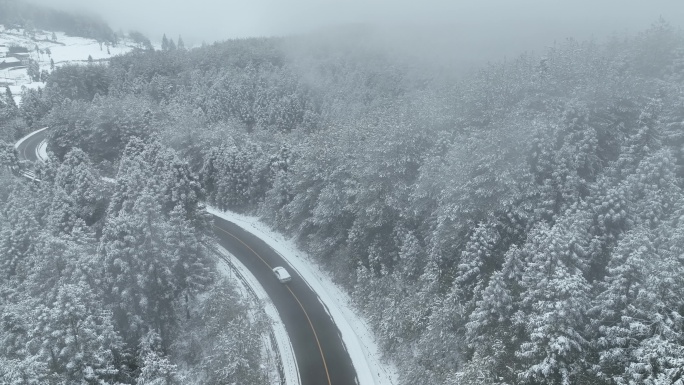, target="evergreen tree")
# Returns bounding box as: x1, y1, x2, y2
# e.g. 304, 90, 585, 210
590, 228, 652, 382
0, 185, 39, 280
177, 35, 185, 50
53, 148, 105, 227
28, 283, 123, 383
101, 188, 177, 344
464, 246, 525, 383
27, 59, 40, 82
590, 223, 684, 384
161, 34, 169, 51
0, 141, 18, 170
454, 221, 501, 305
5, 86, 17, 111
515, 222, 591, 385
137, 331, 180, 385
